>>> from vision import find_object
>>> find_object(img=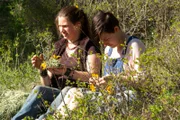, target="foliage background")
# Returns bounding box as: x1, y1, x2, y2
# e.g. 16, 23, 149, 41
0, 0, 179, 119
